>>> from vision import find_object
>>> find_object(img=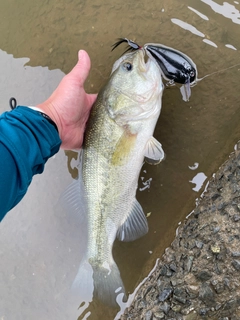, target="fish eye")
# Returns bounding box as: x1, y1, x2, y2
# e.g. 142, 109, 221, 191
122, 62, 133, 71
